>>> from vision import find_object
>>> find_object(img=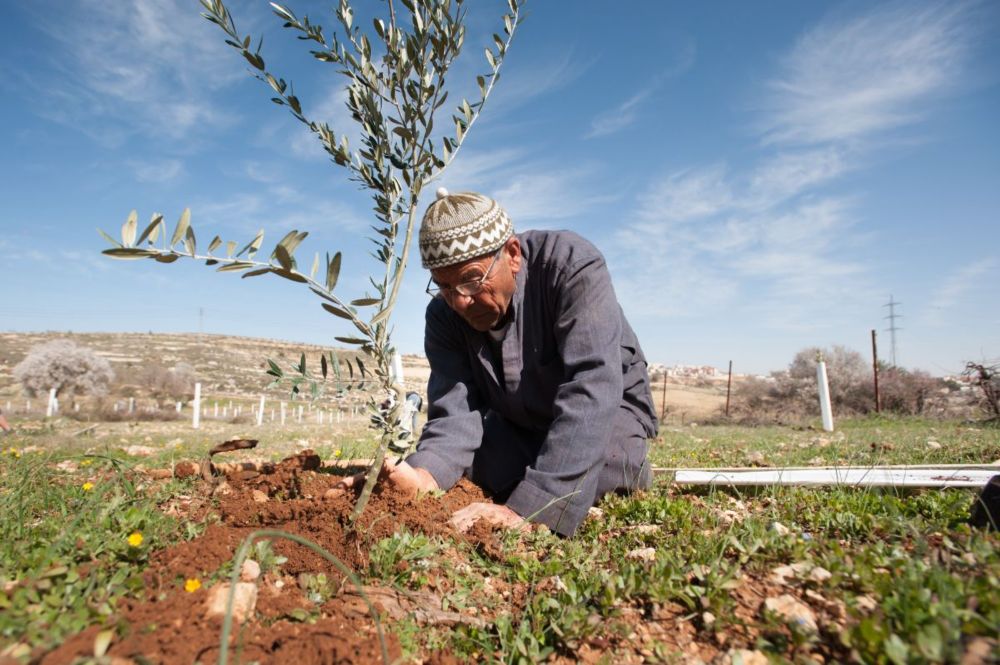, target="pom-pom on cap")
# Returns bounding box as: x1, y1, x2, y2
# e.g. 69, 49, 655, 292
419, 190, 513, 269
